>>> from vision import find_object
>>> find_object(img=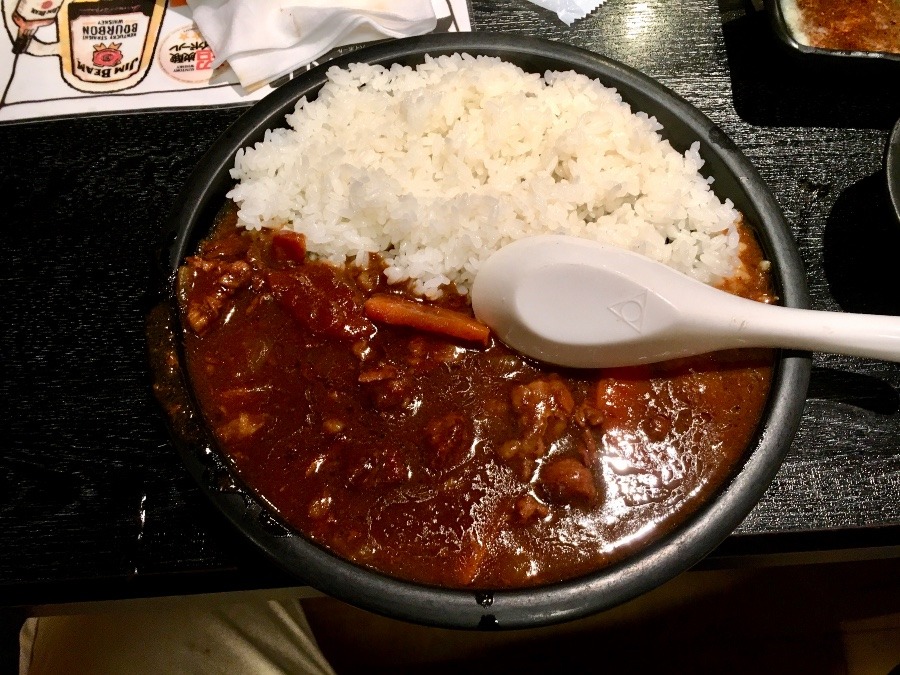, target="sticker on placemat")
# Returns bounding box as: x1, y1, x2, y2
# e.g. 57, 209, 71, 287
158, 24, 215, 83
